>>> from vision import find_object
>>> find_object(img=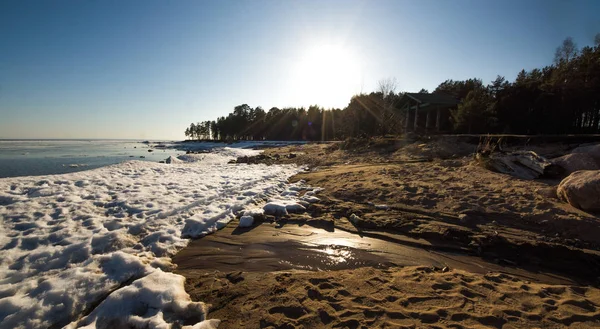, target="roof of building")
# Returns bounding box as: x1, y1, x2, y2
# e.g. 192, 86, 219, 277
398, 92, 459, 109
